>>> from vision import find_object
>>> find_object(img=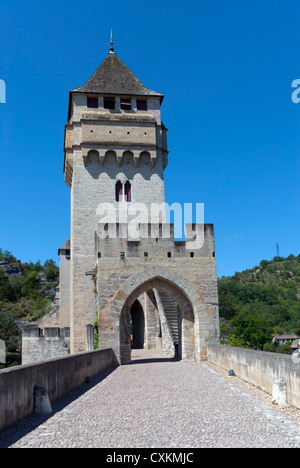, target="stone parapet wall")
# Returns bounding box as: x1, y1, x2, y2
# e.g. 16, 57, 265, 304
0, 348, 116, 433
207, 344, 300, 409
